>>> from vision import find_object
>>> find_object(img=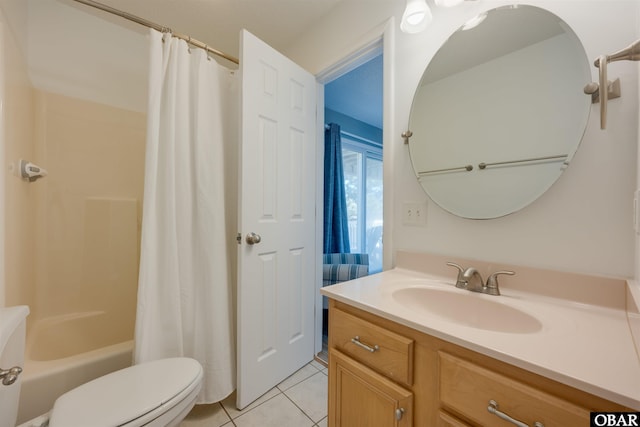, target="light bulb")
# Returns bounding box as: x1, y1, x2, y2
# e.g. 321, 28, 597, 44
434, 0, 465, 7
406, 11, 425, 25
401, 0, 432, 34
